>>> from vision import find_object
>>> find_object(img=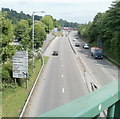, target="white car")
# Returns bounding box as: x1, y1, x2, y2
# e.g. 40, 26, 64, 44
73, 39, 76, 41
83, 44, 89, 49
